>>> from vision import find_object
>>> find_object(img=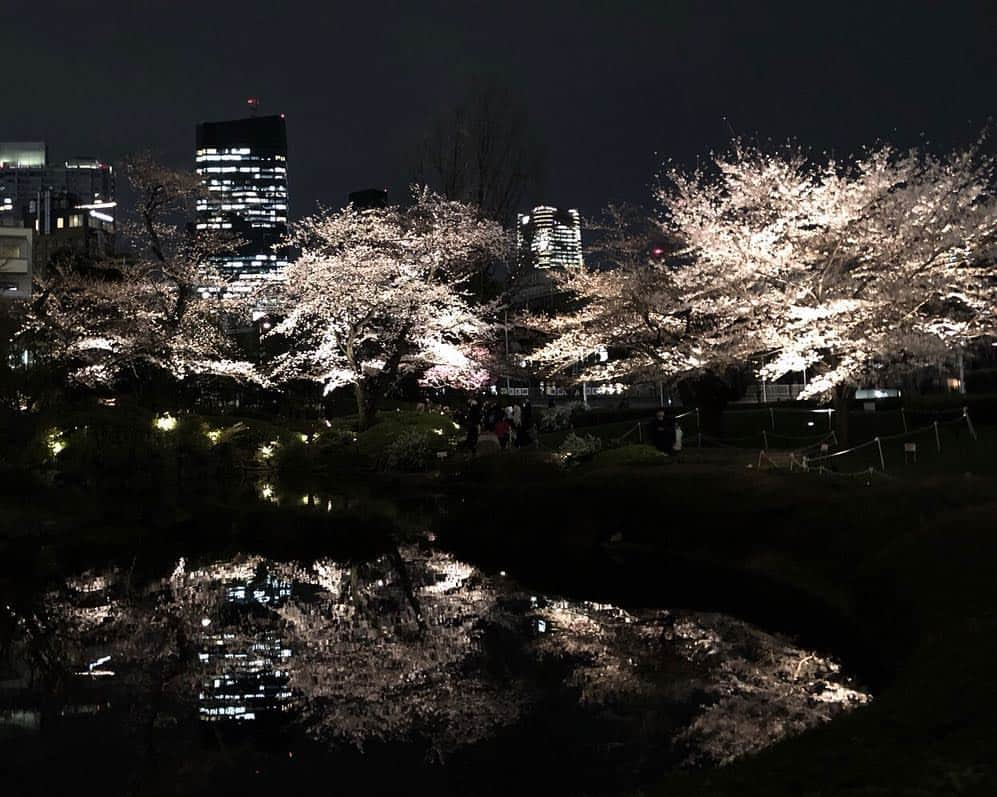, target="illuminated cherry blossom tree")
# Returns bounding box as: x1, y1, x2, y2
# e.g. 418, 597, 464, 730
18, 154, 257, 393
520, 205, 742, 385
266, 190, 506, 428
662, 137, 997, 429
525, 139, 997, 439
